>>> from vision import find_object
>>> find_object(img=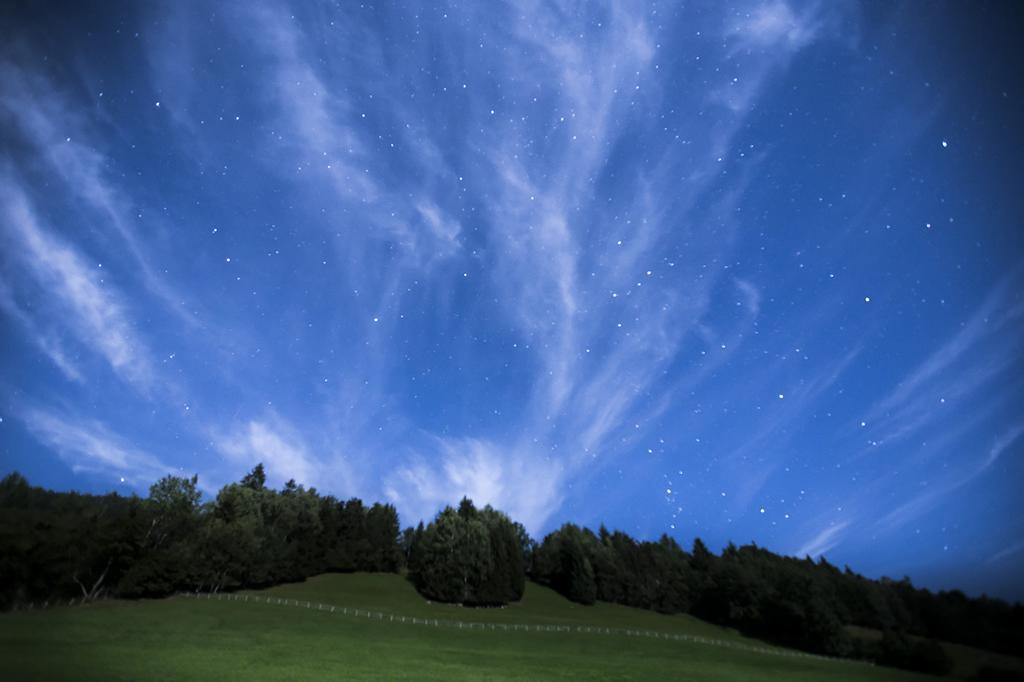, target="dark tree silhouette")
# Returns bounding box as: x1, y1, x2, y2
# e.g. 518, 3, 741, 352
407, 498, 526, 605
